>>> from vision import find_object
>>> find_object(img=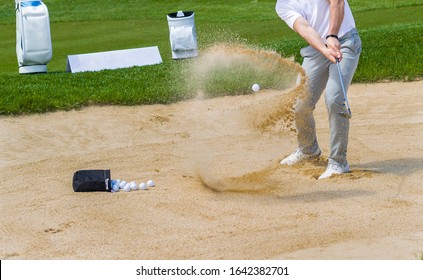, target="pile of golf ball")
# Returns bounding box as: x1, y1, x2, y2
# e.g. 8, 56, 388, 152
111, 179, 155, 192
